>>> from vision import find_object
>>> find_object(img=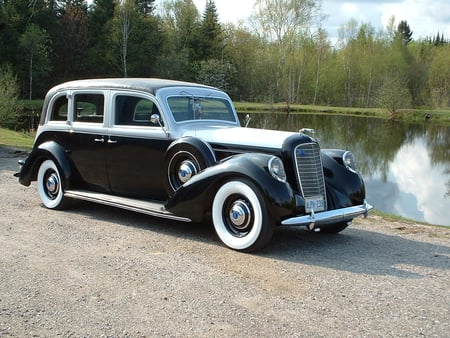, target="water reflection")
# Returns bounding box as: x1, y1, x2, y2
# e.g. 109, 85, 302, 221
239, 113, 450, 226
